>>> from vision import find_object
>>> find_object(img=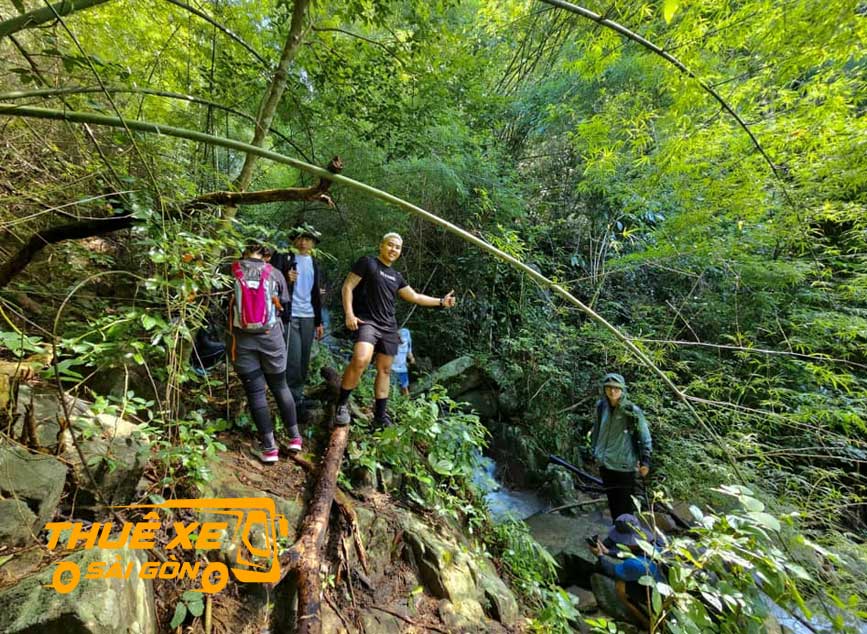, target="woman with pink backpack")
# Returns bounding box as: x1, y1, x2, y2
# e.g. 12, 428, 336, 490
227, 240, 303, 463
